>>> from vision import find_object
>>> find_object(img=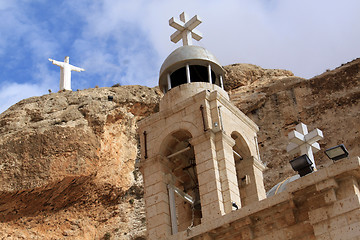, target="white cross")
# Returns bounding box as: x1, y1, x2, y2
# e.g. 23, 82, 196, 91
287, 122, 324, 170
169, 12, 202, 46
49, 56, 85, 91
